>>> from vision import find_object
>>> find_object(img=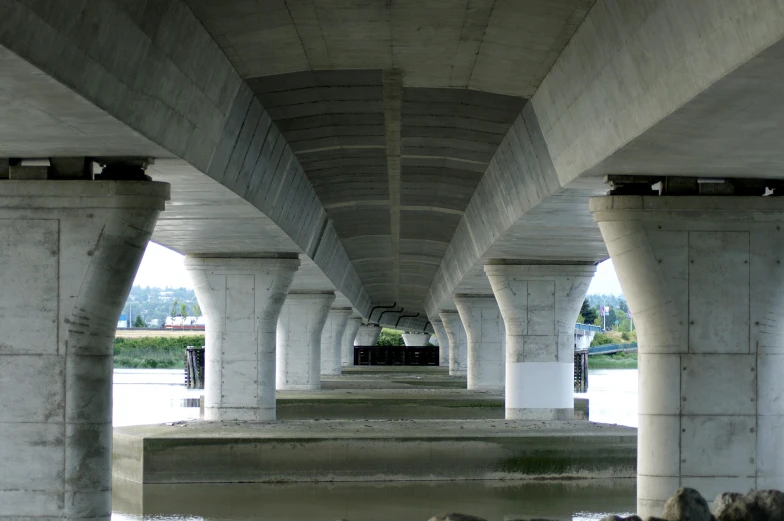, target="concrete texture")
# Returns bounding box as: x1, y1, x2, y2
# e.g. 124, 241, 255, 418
431, 318, 450, 367
440, 311, 468, 377
355, 324, 382, 347
591, 196, 784, 517
402, 333, 431, 347
186, 256, 300, 421
342, 316, 362, 367
113, 479, 636, 521
274, 367, 589, 421
276, 292, 335, 390
113, 419, 635, 485
320, 307, 352, 376
0, 180, 168, 521
455, 296, 505, 392
485, 263, 595, 420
